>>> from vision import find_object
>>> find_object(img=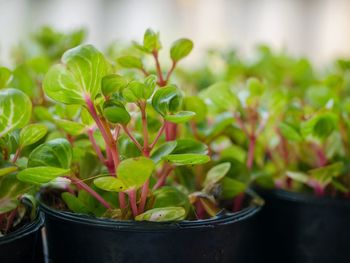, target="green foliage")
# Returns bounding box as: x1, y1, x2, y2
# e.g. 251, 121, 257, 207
135, 207, 186, 222
170, 39, 193, 62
